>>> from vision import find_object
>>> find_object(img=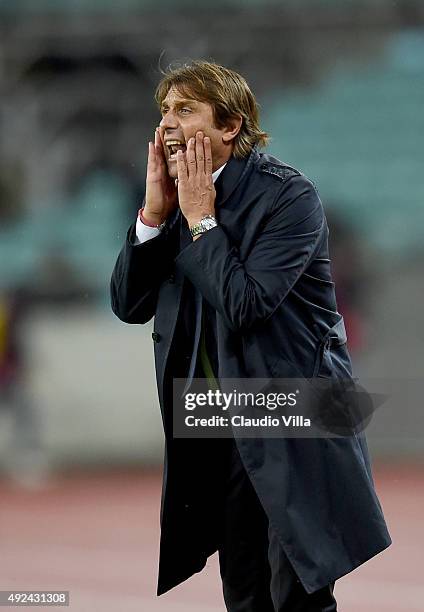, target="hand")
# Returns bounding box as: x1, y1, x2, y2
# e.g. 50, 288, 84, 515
176, 131, 216, 228
144, 127, 178, 225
